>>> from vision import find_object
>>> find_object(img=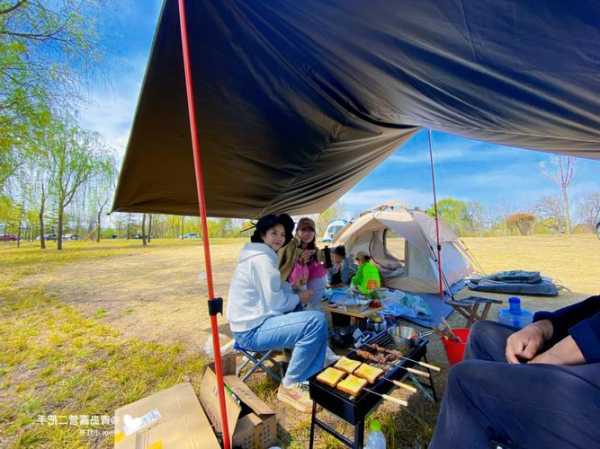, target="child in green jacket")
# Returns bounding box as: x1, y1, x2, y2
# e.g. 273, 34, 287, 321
351, 252, 382, 294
